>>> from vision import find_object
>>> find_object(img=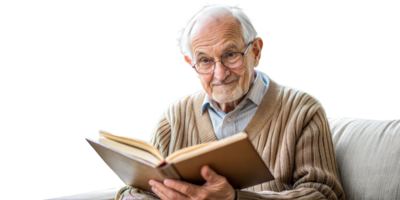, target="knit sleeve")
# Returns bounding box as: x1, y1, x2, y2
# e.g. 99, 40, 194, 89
149, 113, 172, 158
236, 108, 345, 200
149, 94, 200, 157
